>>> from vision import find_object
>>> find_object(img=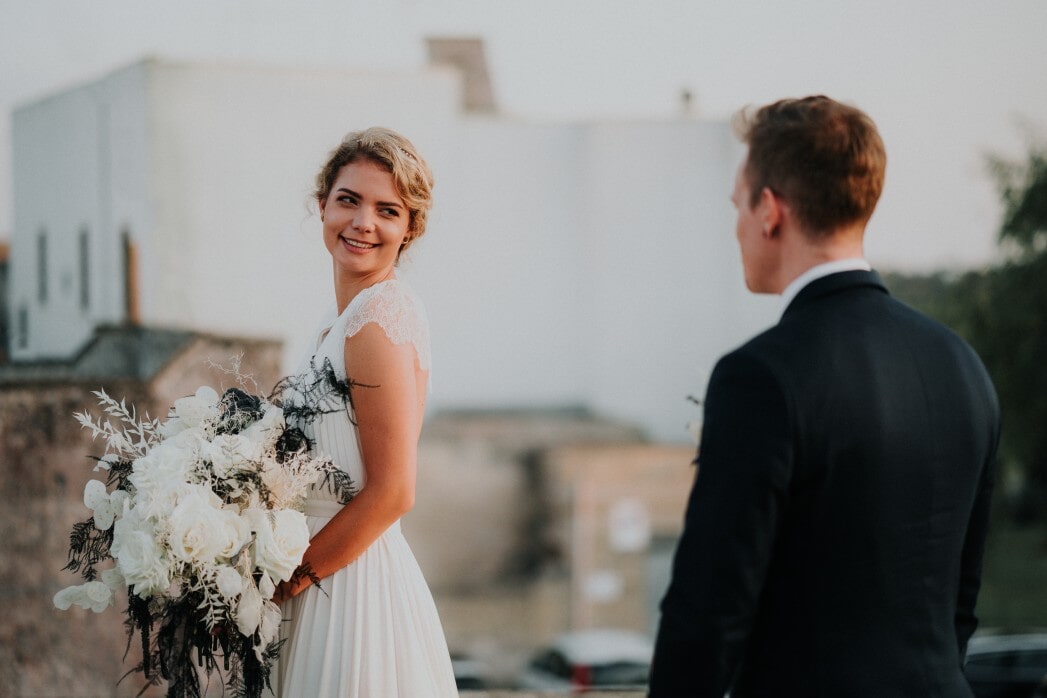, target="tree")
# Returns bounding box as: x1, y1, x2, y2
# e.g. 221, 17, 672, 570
976, 145, 1047, 519
887, 143, 1047, 522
